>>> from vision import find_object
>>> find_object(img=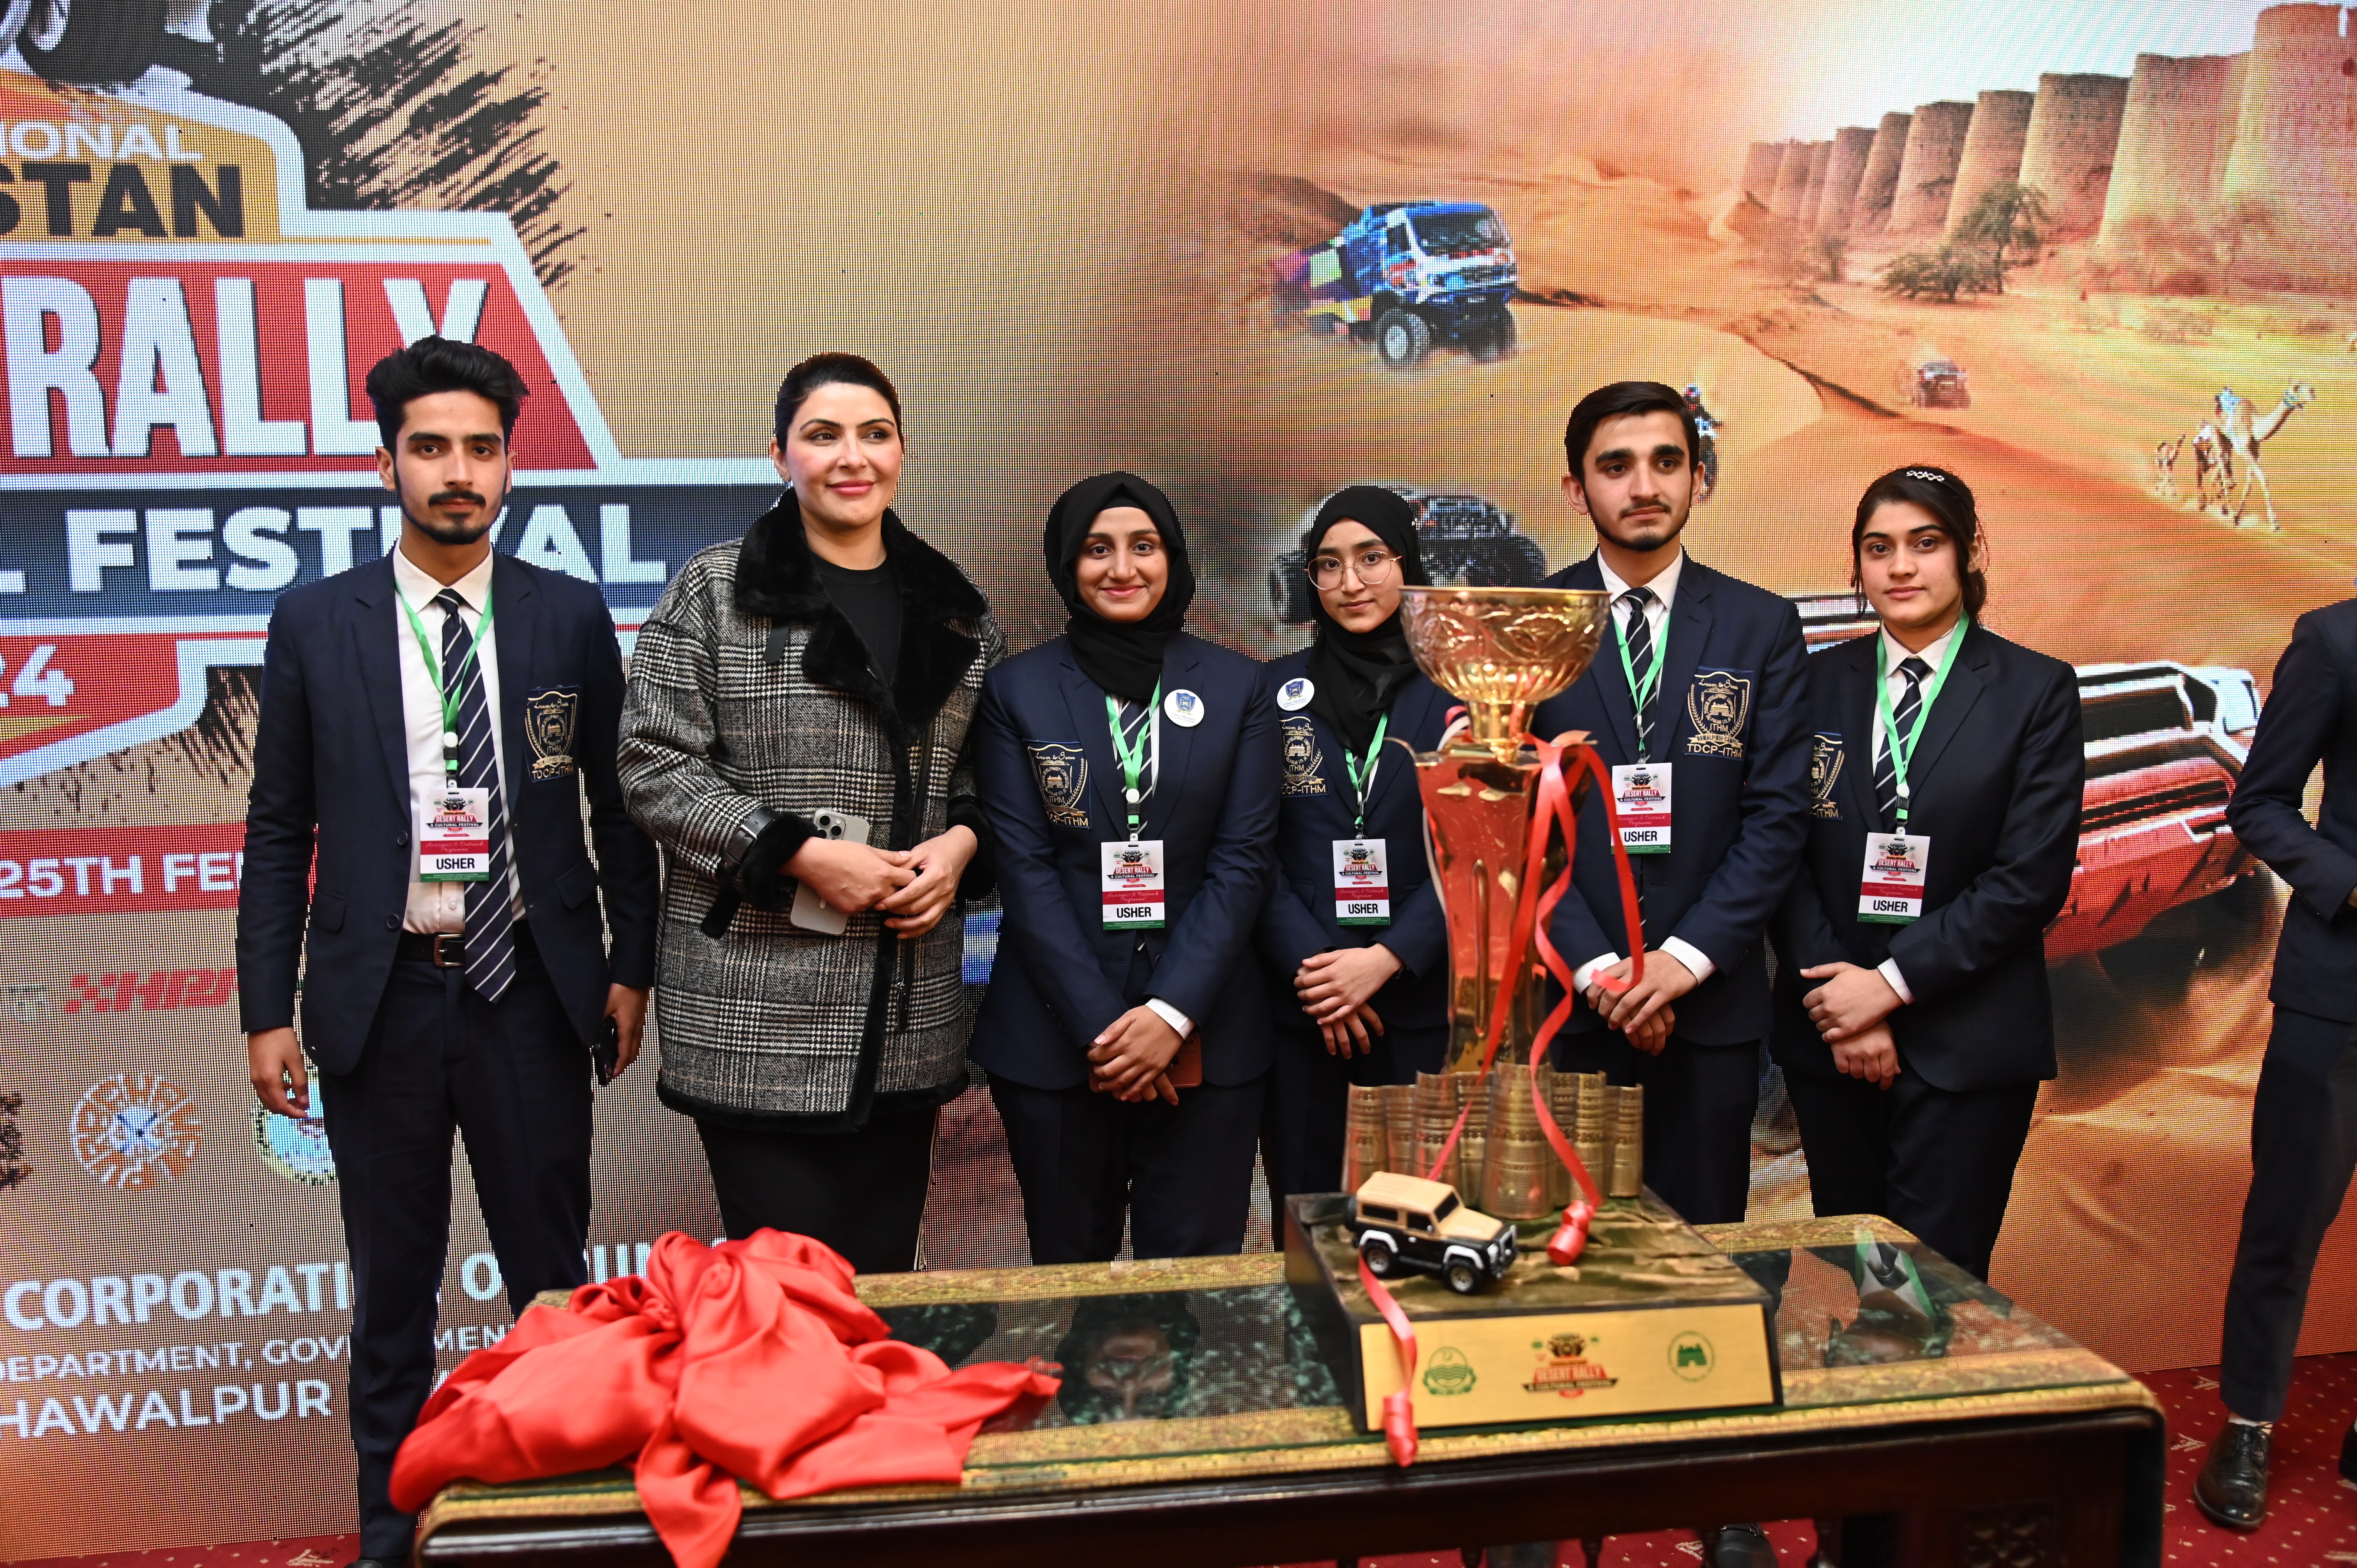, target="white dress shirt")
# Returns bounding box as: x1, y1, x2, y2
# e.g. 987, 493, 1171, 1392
1574, 549, 1717, 995
393, 547, 524, 933
1865, 621, 1959, 1006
